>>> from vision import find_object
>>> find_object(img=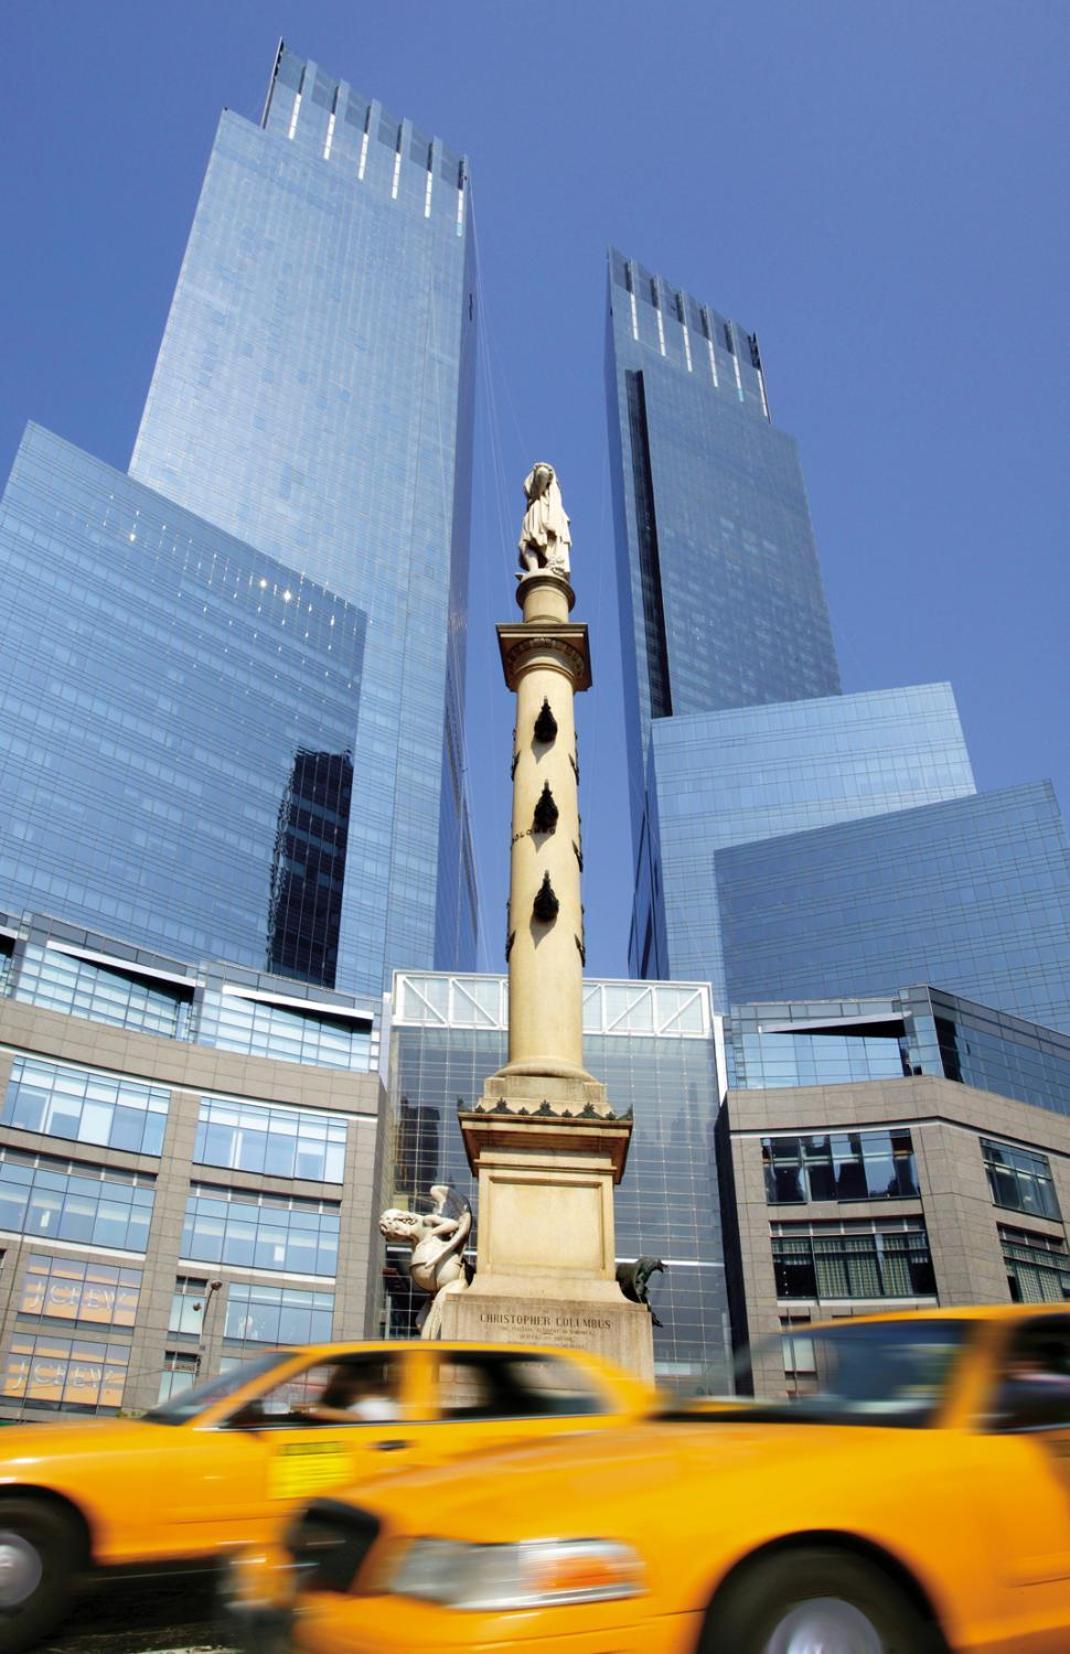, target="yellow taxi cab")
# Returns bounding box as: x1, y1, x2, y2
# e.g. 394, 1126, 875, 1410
0, 1339, 652, 1651
237, 1306, 1070, 1654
